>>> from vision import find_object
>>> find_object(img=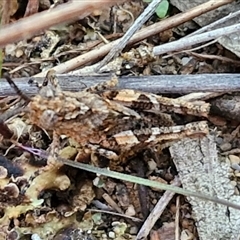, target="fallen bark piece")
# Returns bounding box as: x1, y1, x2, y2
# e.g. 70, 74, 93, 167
170, 135, 240, 240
